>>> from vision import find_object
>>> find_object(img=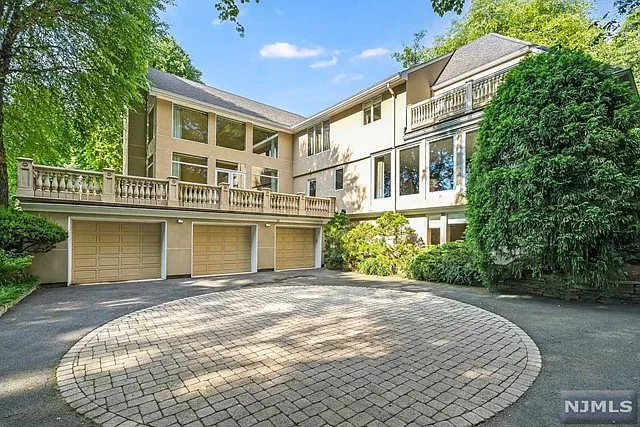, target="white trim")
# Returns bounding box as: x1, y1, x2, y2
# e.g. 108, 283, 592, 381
68, 217, 167, 286
371, 150, 393, 202
426, 135, 457, 194
397, 143, 422, 198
